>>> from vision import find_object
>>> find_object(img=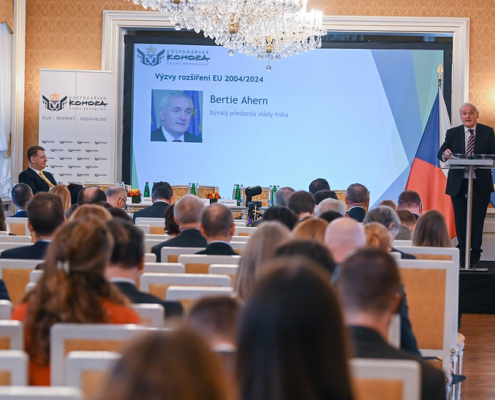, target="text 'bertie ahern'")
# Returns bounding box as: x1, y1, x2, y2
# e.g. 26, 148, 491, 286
210, 95, 268, 105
